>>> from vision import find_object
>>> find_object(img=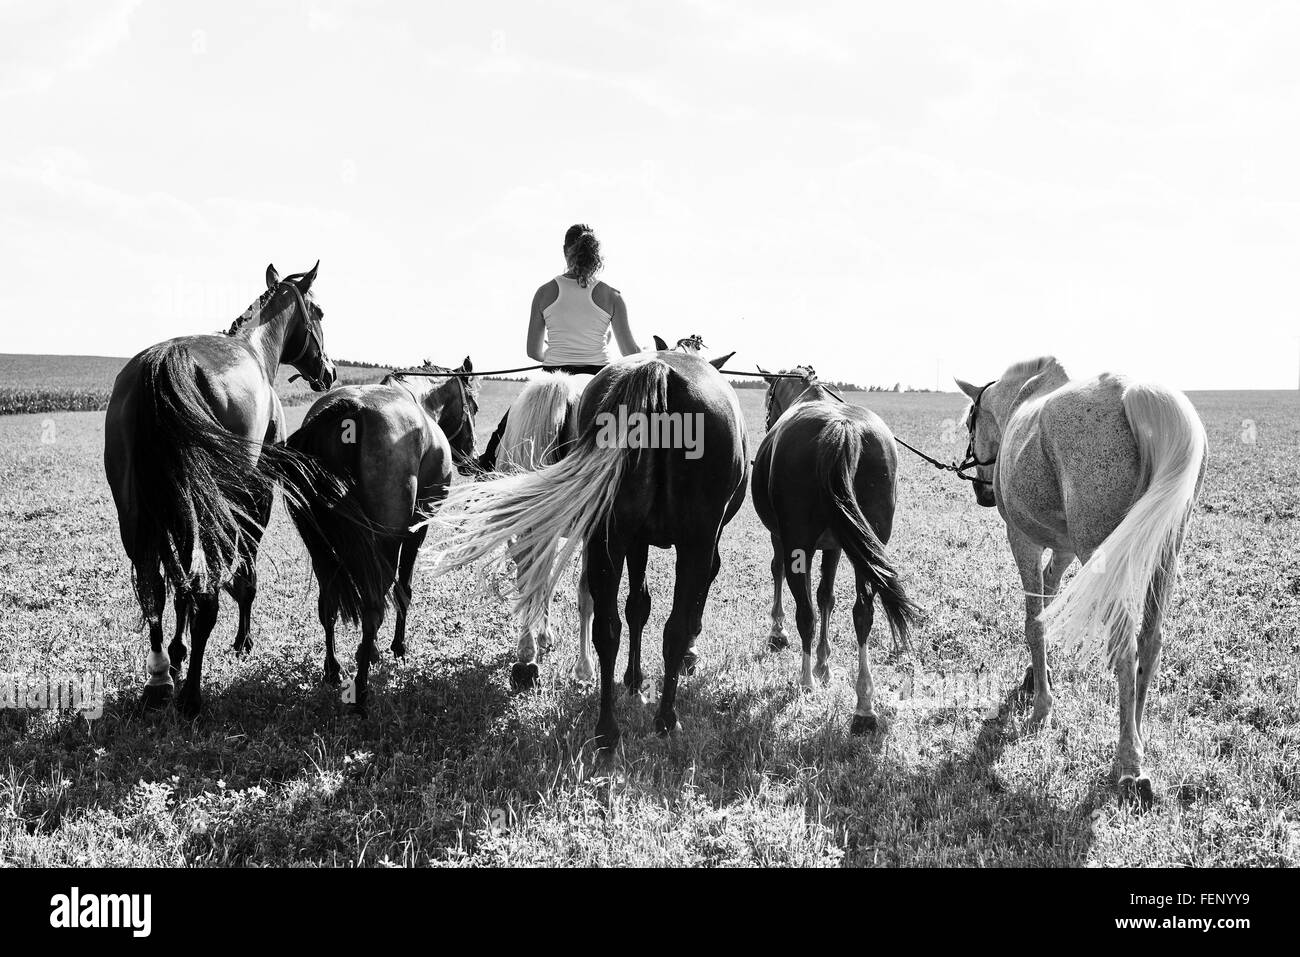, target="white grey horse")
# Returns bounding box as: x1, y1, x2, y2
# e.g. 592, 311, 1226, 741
956, 356, 1206, 805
